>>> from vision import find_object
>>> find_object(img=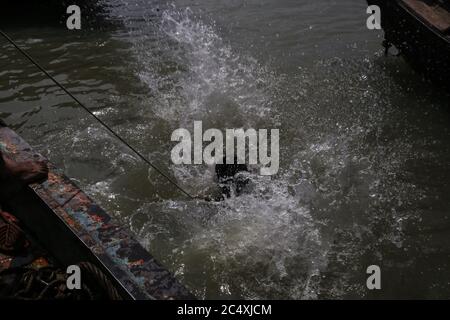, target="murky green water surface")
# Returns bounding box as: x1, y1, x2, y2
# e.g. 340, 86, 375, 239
1, 0, 449, 299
